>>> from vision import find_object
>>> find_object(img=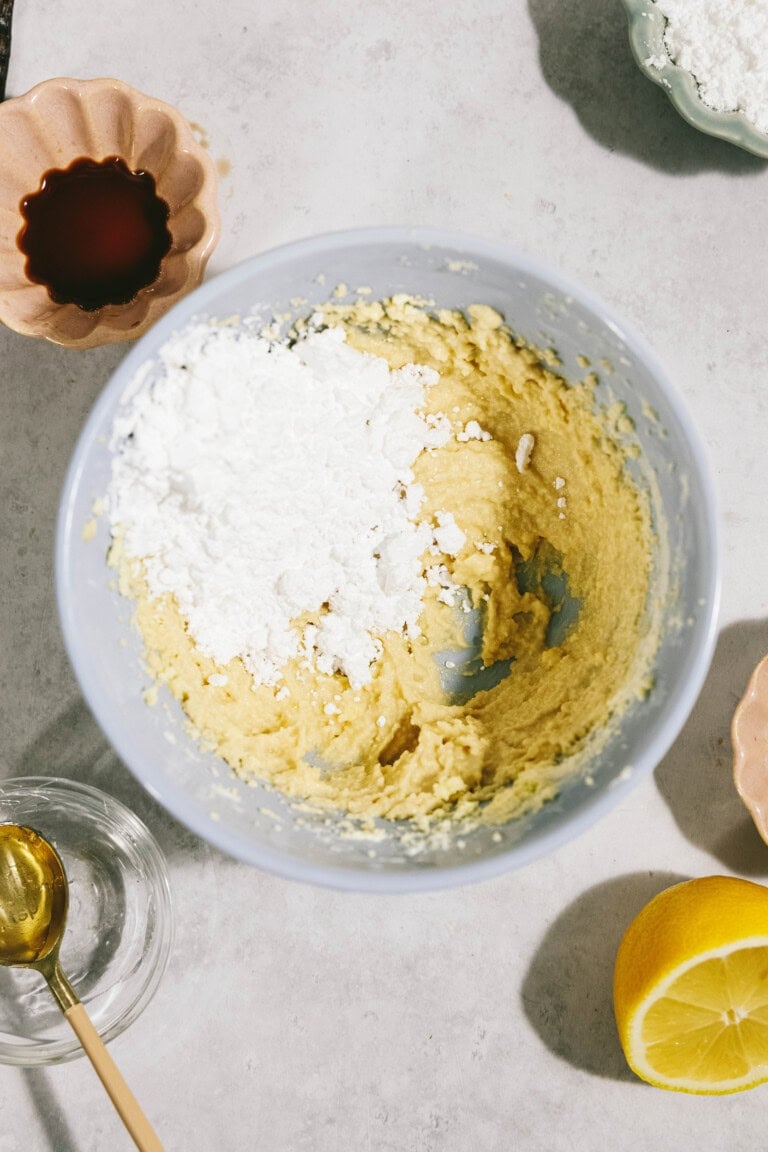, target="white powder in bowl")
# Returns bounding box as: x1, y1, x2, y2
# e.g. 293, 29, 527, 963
108, 322, 462, 690
658, 0, 768, 133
